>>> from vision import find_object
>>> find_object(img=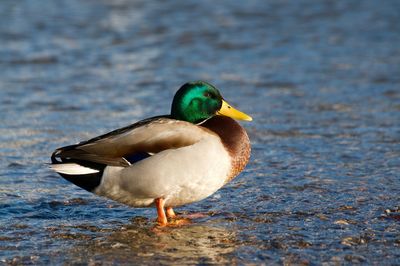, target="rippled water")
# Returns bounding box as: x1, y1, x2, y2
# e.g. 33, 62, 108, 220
1, 0, 399, 264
